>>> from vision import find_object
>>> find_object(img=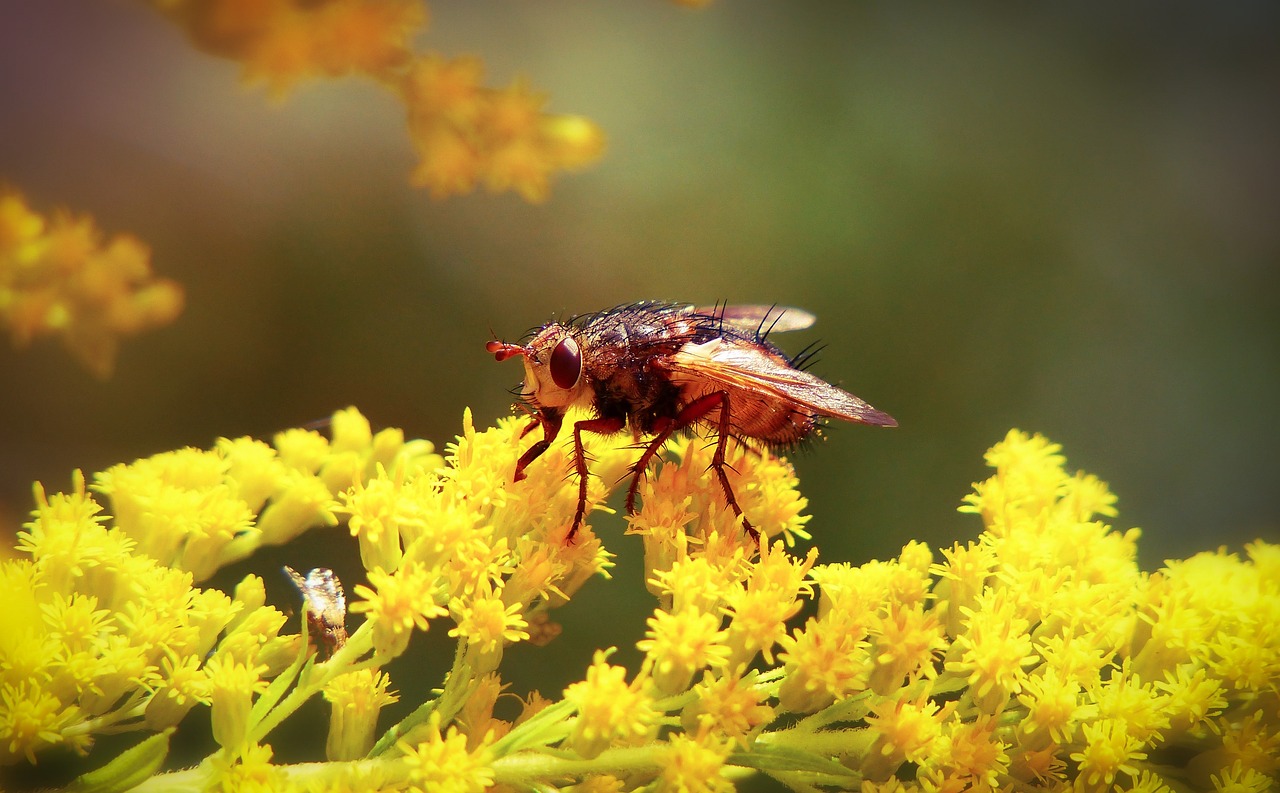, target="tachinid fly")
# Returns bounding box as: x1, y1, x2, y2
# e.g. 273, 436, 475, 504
486, 301, 896, 541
